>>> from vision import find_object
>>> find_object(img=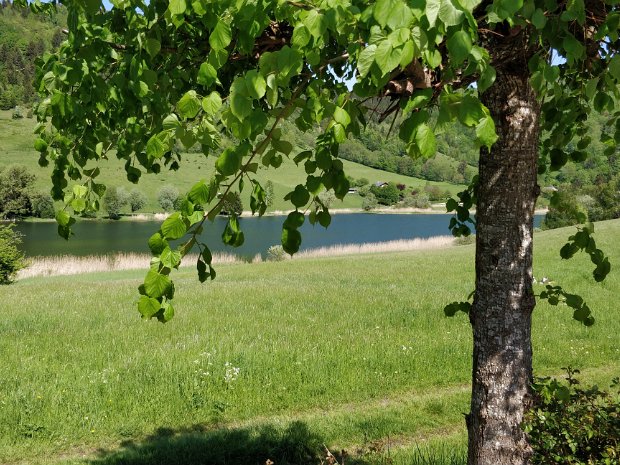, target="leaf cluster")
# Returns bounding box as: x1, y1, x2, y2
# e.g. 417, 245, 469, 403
524, 368, 620, 465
